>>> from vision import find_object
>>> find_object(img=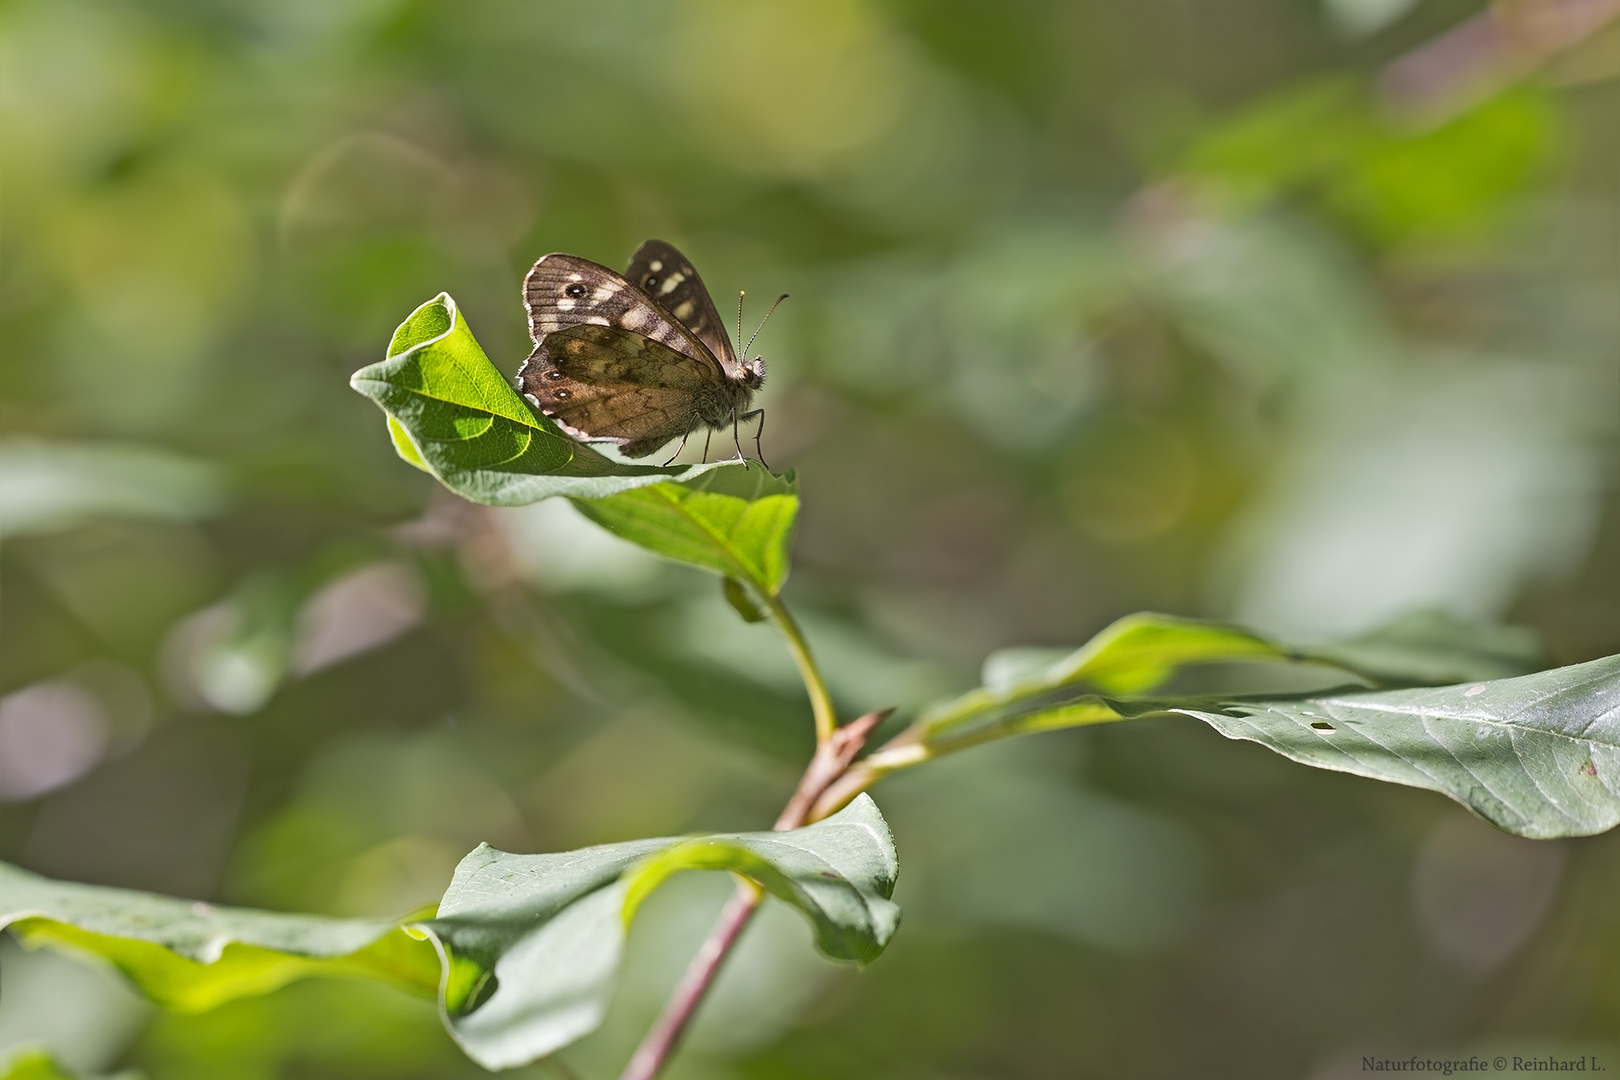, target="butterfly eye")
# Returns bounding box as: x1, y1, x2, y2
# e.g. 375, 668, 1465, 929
564, 283, 587, 298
